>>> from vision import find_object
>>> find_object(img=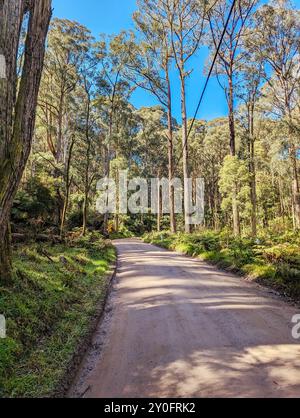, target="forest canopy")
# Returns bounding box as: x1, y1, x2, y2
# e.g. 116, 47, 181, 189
10, 0, 300, 240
